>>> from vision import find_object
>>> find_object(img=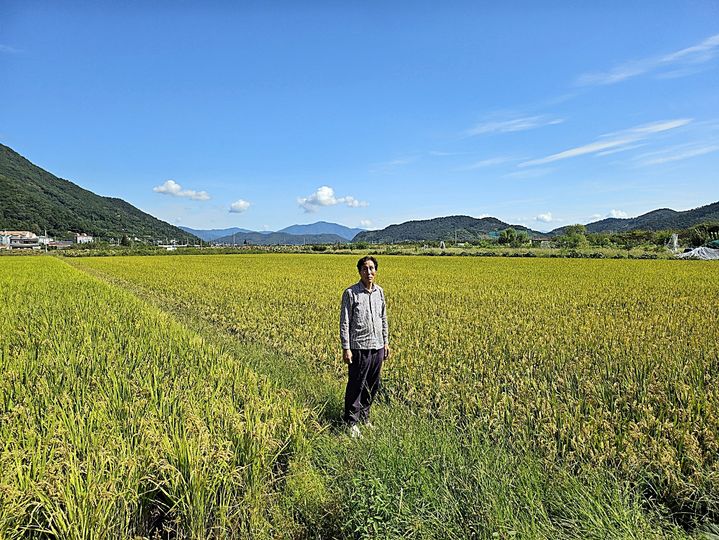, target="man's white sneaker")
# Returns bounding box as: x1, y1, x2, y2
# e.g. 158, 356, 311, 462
348, 424, 362, 439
